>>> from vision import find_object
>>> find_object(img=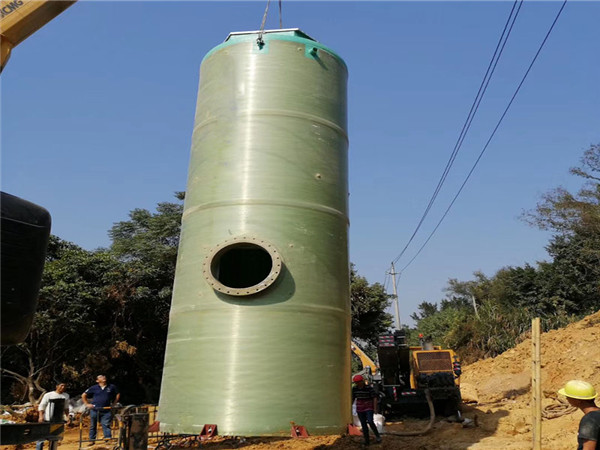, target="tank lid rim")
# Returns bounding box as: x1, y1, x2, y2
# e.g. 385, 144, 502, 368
225, 28, 316, 42
201, 28, 347, 72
